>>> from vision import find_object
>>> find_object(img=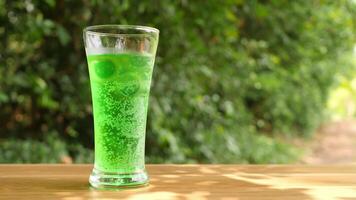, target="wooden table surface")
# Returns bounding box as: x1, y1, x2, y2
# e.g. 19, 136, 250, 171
1, 165, 356, 200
